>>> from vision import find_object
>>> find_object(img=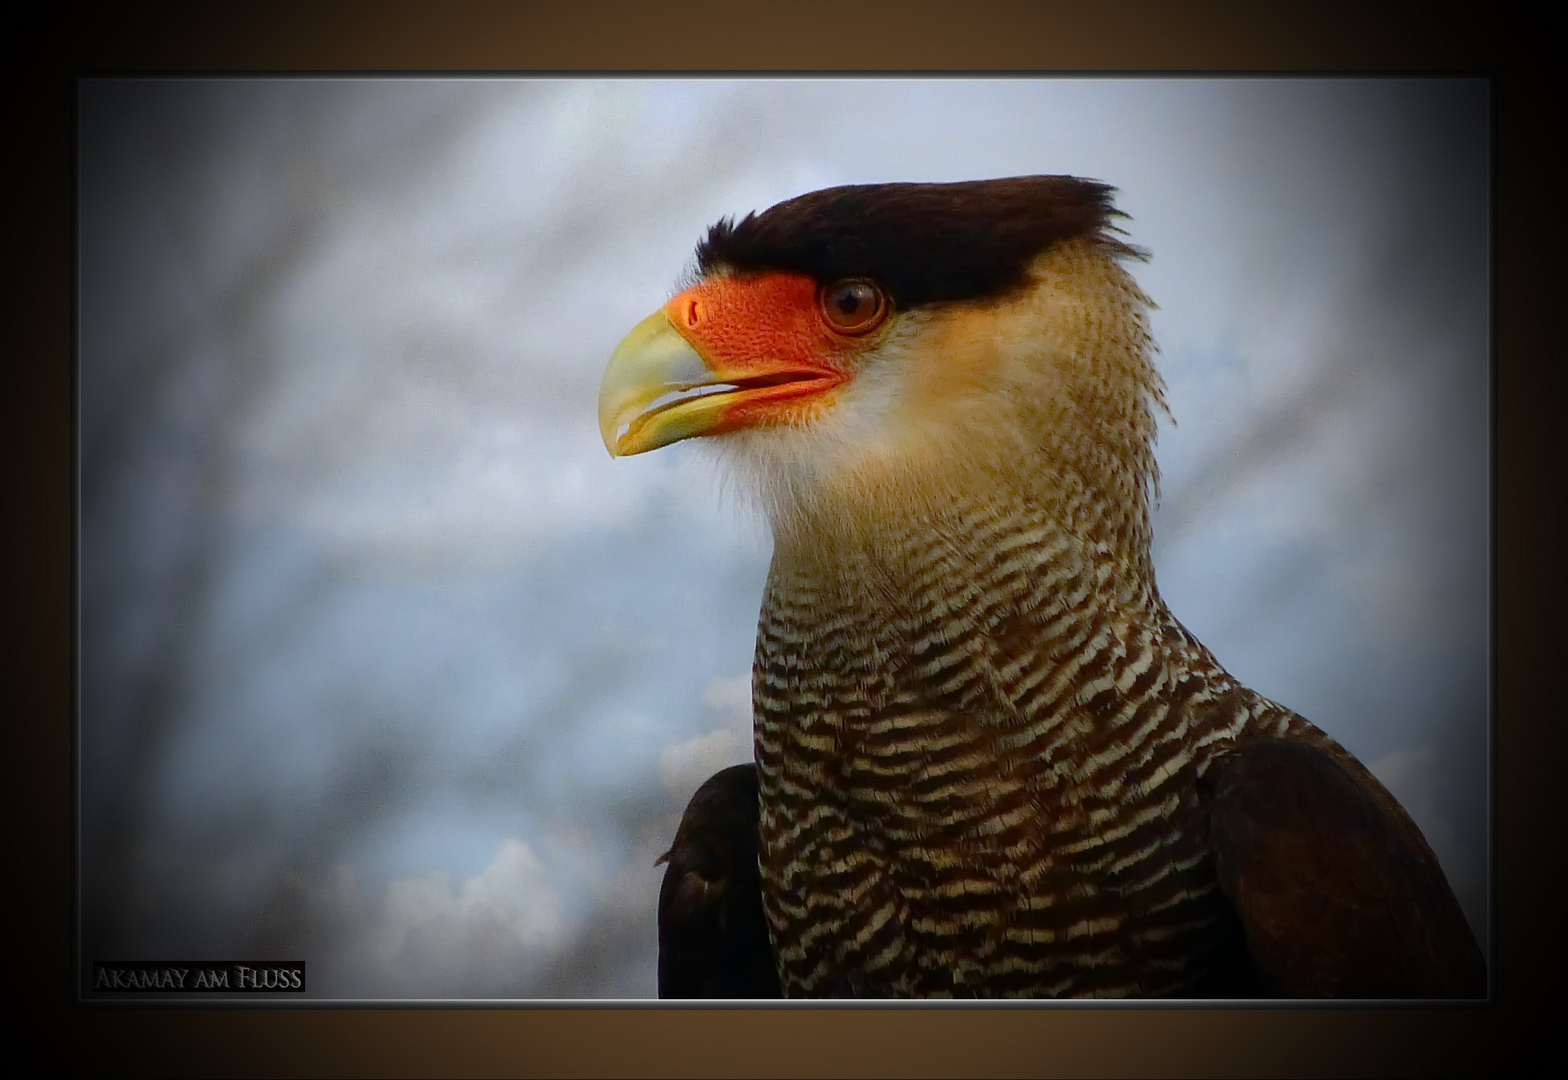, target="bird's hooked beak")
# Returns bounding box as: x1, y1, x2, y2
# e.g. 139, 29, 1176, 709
598, 275, 849, 458
597, 309, 729, 457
